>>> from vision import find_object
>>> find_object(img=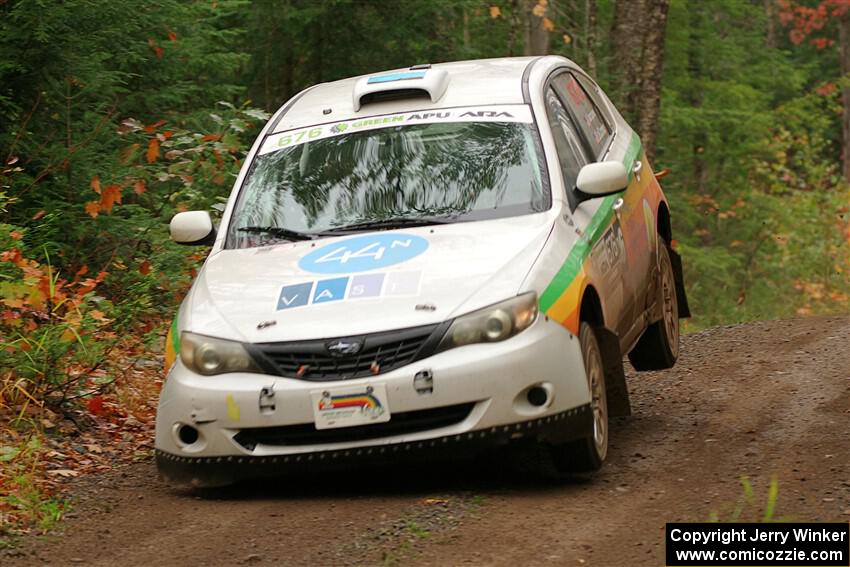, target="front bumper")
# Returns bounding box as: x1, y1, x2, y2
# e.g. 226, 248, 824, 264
155, 315, 591, 485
